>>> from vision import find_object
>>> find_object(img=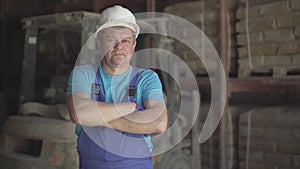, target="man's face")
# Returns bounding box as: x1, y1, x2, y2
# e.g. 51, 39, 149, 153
100, 27, 136, 69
